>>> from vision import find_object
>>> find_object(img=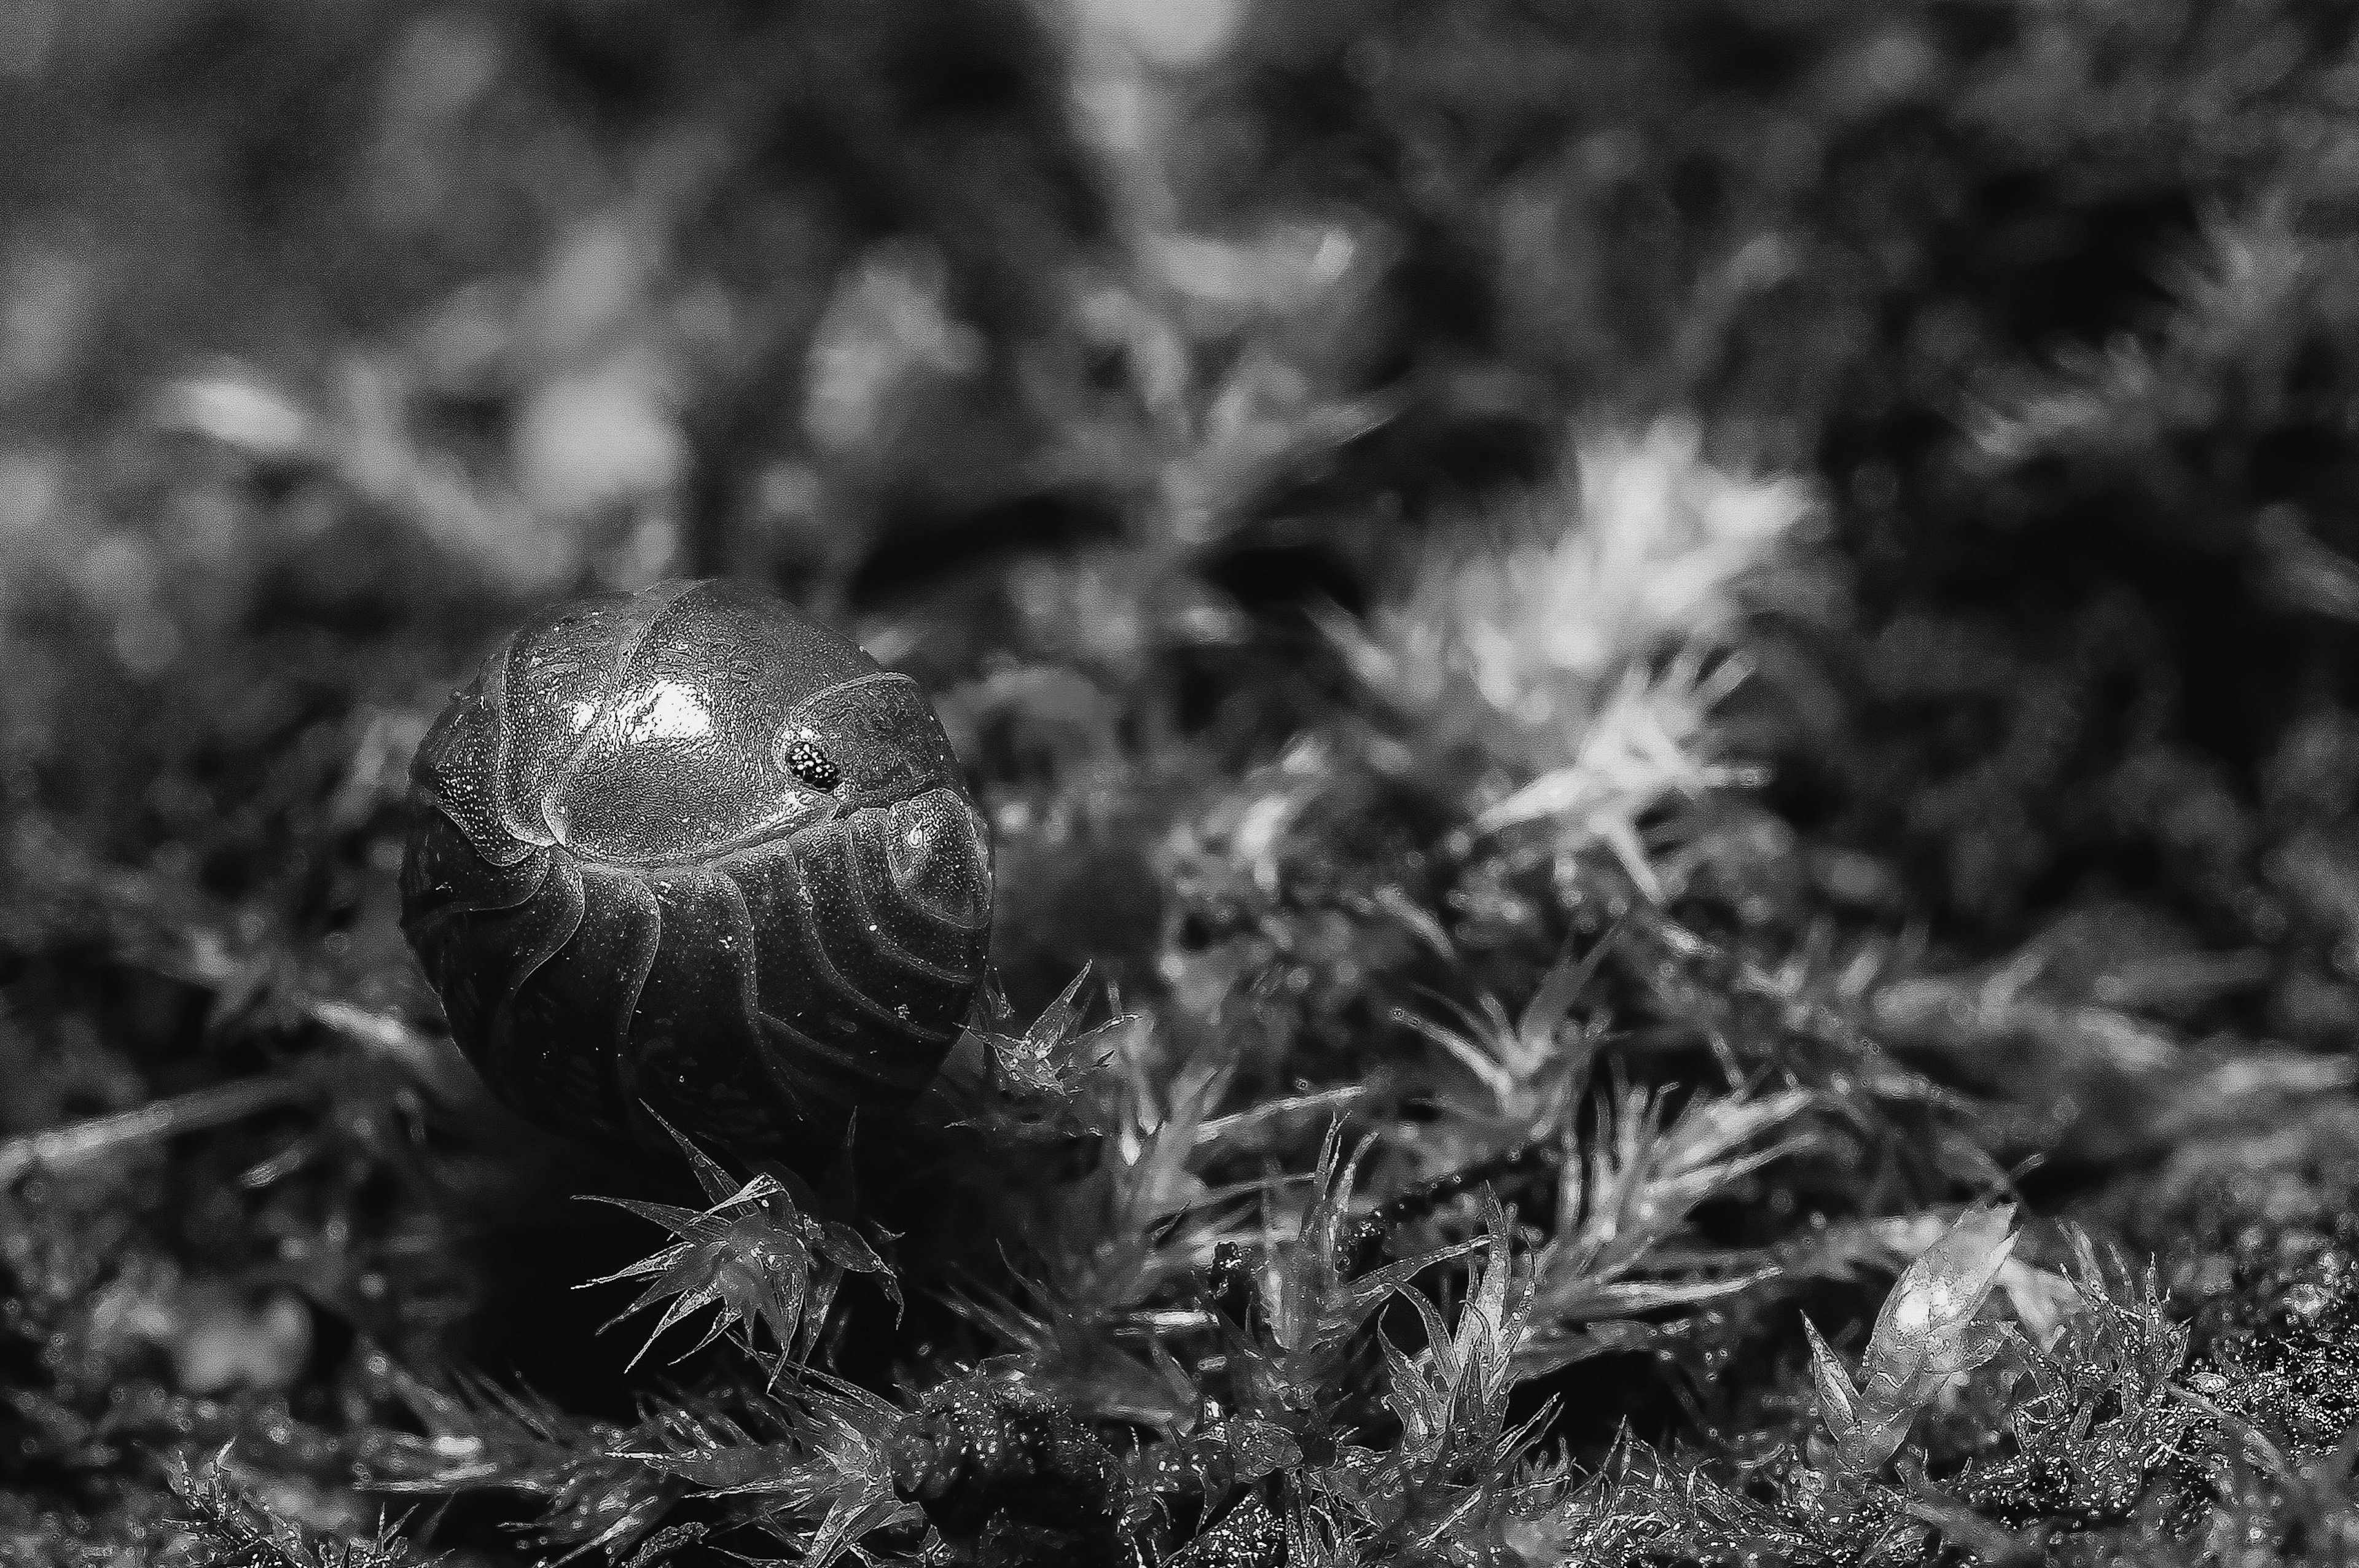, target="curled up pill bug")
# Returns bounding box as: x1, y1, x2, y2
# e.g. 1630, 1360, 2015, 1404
398, 578, 993, 1169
